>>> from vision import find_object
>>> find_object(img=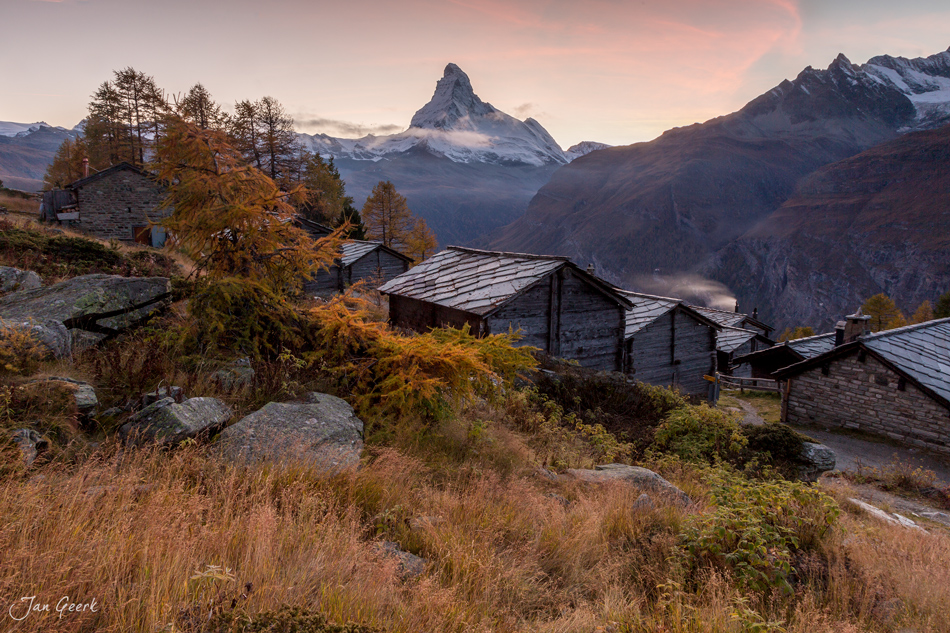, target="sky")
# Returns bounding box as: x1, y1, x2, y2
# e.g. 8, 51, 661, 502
1, 0, 949, 148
